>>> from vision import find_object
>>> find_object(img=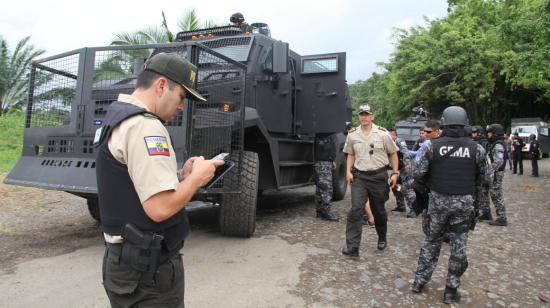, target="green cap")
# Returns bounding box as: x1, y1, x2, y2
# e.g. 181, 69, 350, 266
143, 52, 206, 102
